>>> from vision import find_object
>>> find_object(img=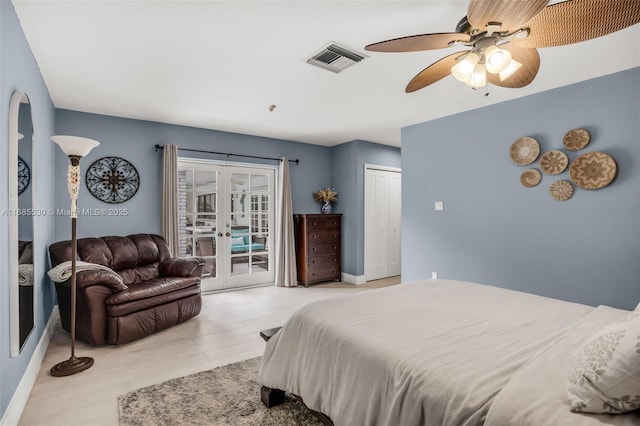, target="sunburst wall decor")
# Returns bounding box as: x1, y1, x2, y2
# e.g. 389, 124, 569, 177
85, 156, 140, 203
18, 156, 30, 195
